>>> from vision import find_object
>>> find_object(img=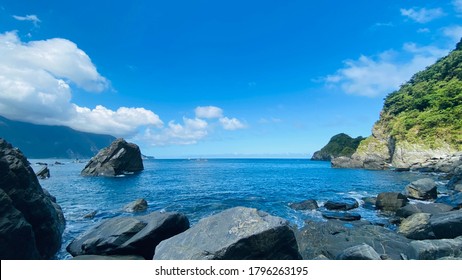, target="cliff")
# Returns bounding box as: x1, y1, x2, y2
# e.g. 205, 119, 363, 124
312, 133, 365, 161
333, 38, 462, 170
